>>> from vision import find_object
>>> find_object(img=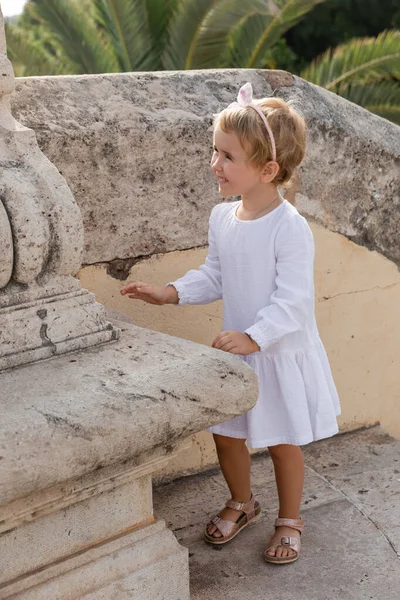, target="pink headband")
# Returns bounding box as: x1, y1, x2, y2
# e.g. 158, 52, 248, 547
228, 82, 277, 162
